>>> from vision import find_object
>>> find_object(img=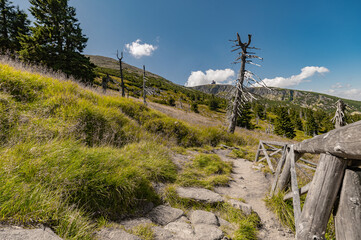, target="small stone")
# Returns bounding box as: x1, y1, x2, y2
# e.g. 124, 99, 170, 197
97, 228, 141, 240
164, 221, 195, 239
194, 224, 224, 240
147, 205, 184, 225
176, 187, 224, 203
226, 199, 253, 215
190, 210, 219, 226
